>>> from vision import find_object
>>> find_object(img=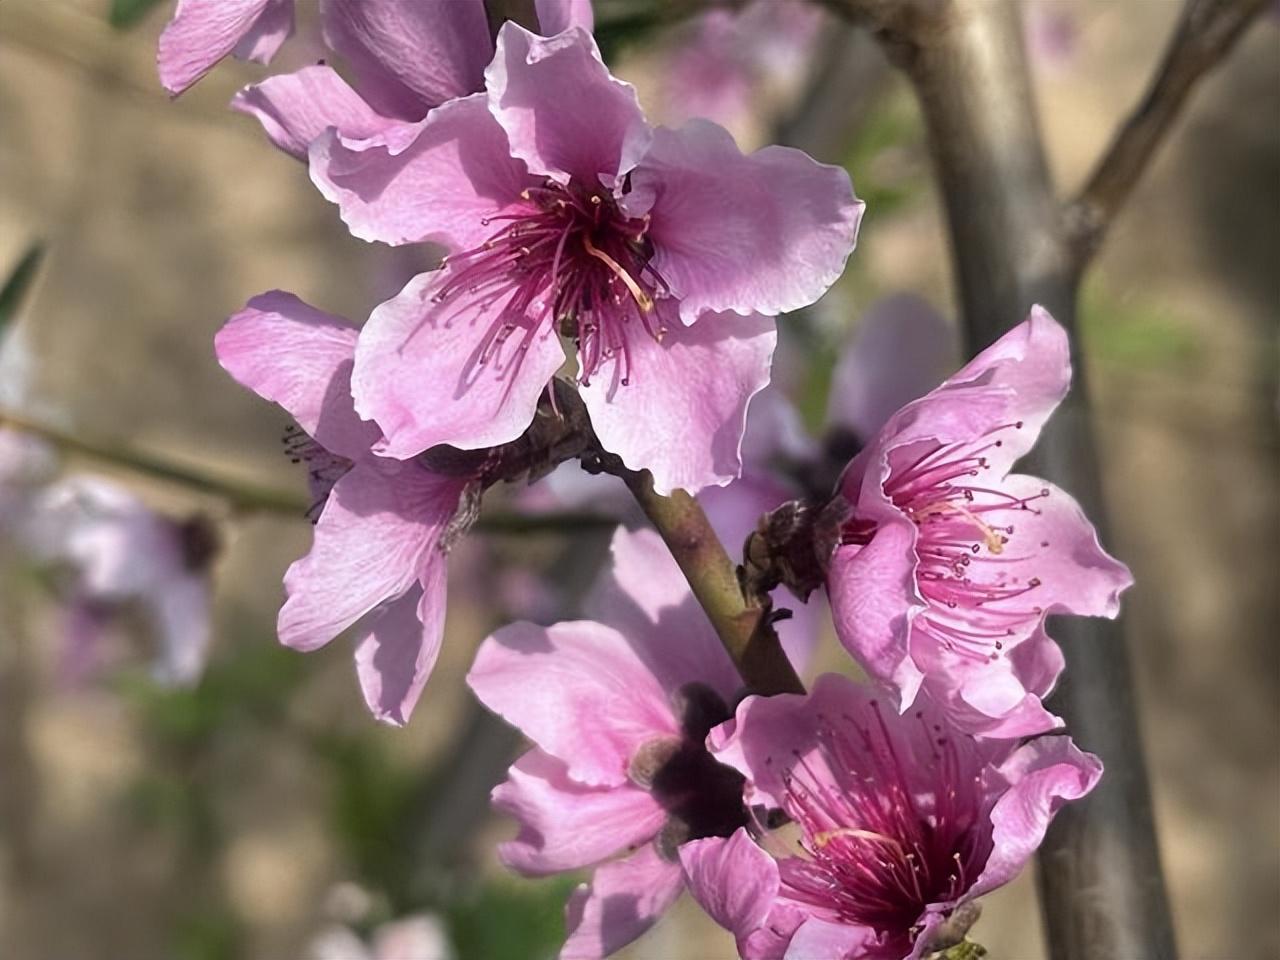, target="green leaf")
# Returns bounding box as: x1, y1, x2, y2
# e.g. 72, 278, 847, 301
0, 243, 44, 334
108, 0, 166, 30
447, 875, 579, 960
